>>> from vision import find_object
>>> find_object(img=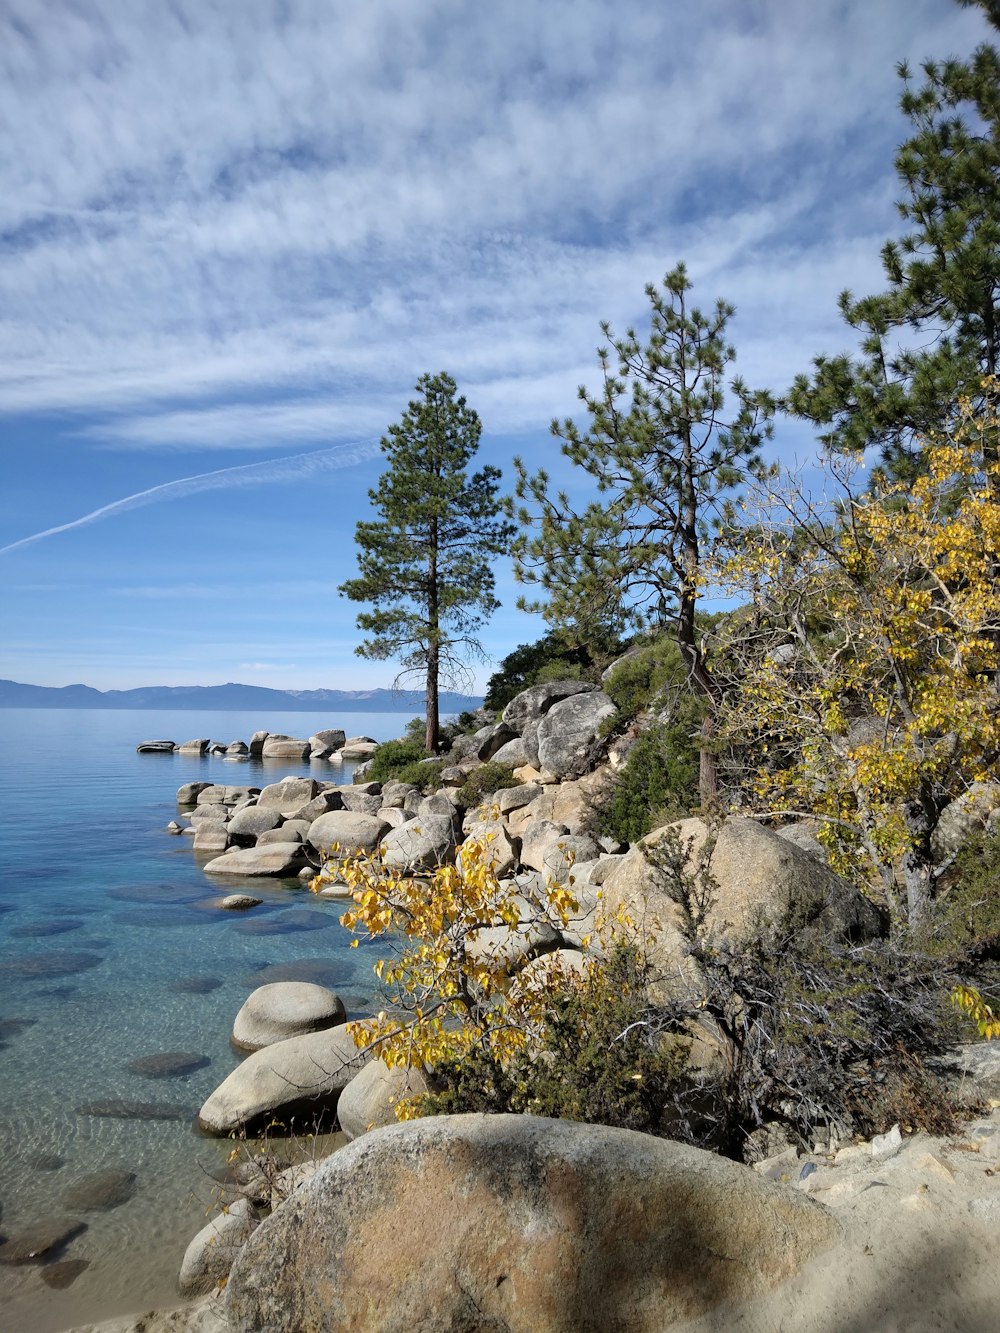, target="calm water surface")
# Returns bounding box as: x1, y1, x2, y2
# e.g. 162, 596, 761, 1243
0, 708, 411, 1332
